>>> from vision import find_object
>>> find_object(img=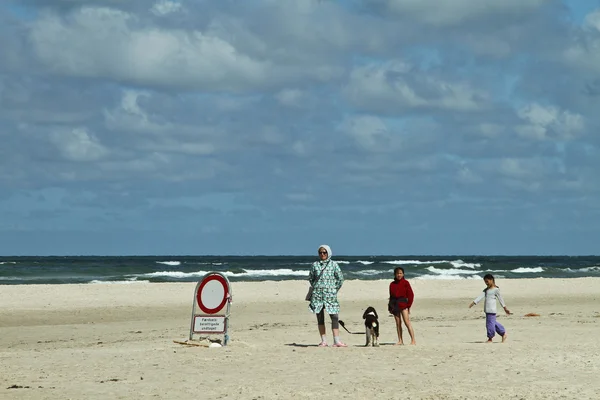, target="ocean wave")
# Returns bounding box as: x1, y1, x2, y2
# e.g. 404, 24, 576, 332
426, 266, 480, 275
142, 270, 209, 278
353, 269, 389, 276
449, 260, 481, 269
156, 261, 181, 266
383, 260, 449, 265
356, 261, 374, 265
512, 267, 544, 273
0, 261, 17, 265
193, 262, 224, 265
579, 266, 600, 273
